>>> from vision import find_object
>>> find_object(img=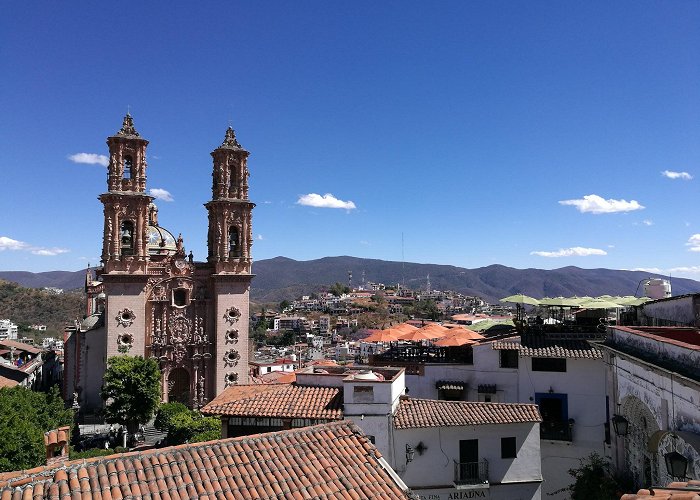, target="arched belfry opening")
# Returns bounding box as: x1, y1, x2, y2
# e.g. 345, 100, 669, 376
228, 226, 239, 257
123, 155, 133, 179
120, 220, 134, 256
